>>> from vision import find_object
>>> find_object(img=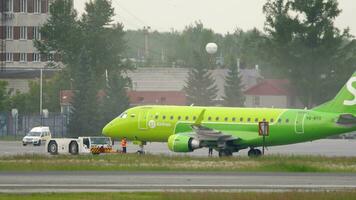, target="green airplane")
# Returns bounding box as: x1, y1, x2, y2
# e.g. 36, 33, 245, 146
102, 72, 356, 157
